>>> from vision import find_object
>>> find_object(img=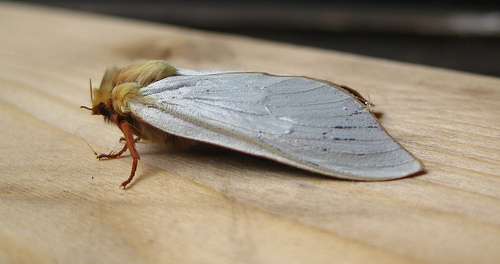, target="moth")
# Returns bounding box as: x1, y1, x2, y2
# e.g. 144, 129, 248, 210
82, 60, 423, 188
